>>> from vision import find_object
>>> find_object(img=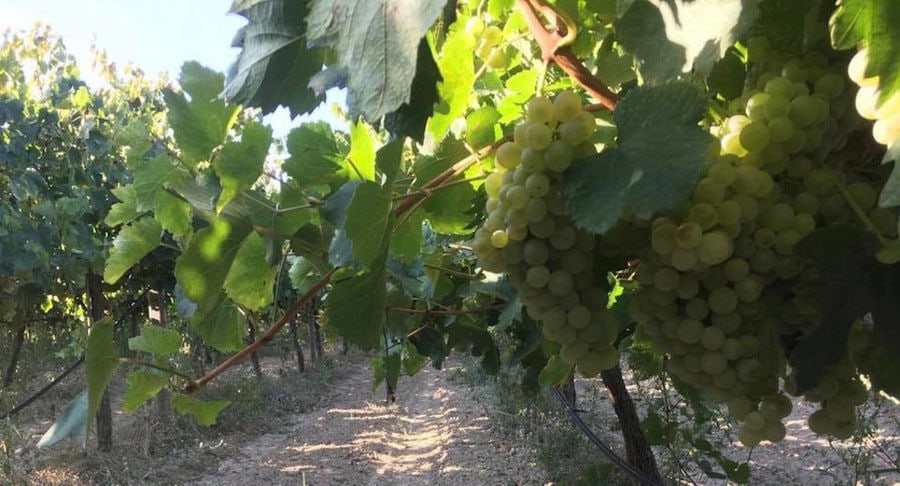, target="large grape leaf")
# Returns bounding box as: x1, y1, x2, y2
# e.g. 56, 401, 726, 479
225, 0, 325, 116
282, 122, 348, 186
830, 0, 900, 105
348, 120, 376, 181
383, 38, 442, 143
305, 0, 447, 122
426, 28, 474, 142
164, 63, 240, 167
128, 326, 183, 356
175, 217, 252, 309
412, 138, 477, 235
104, 217, 162, 284
122, 370, 168, 413
105, 185, 141, 227
326, 259, 388, 350
344, 181, 393, 268
616, 0, 760, 82
562, 83, 711, 234
171, 394, 230, 426
223, 232, 279, 309
191, 291, 246, 352
85, 317, 118, 437
213, 122, 272, 211
37, 391, 88, 448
